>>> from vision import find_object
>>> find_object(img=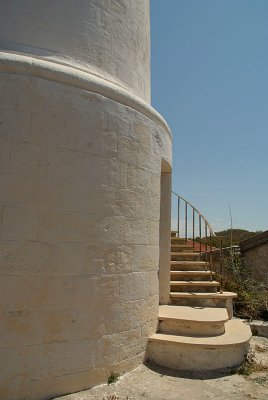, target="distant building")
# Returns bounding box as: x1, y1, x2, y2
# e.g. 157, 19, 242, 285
240, 230, 268, 282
